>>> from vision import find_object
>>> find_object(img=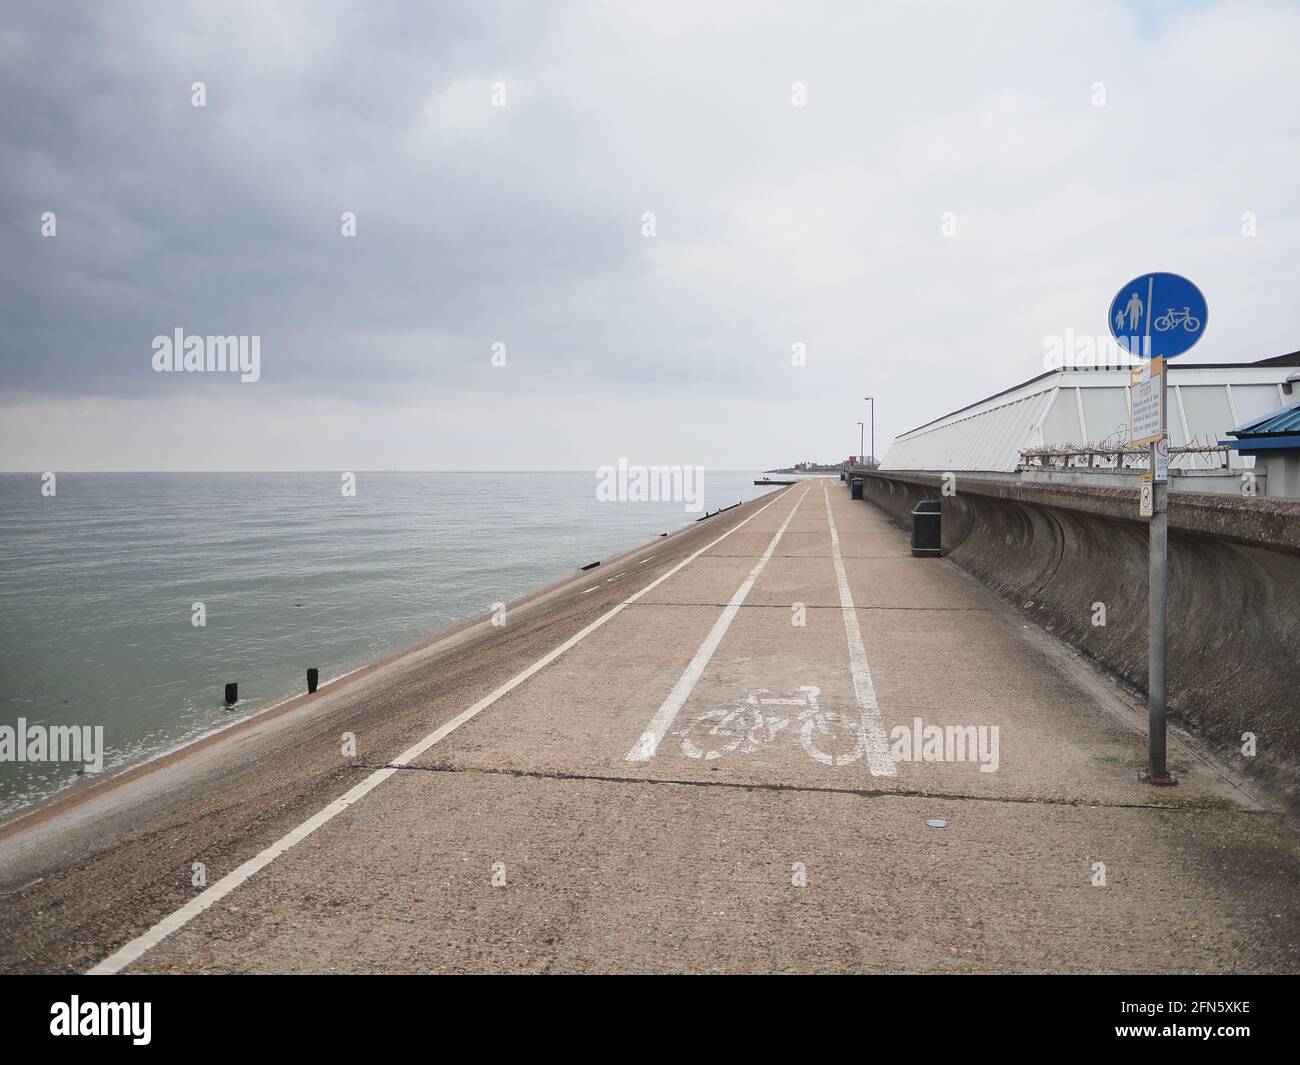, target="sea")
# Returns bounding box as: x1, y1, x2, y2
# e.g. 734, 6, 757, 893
0, 471, 788, 818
